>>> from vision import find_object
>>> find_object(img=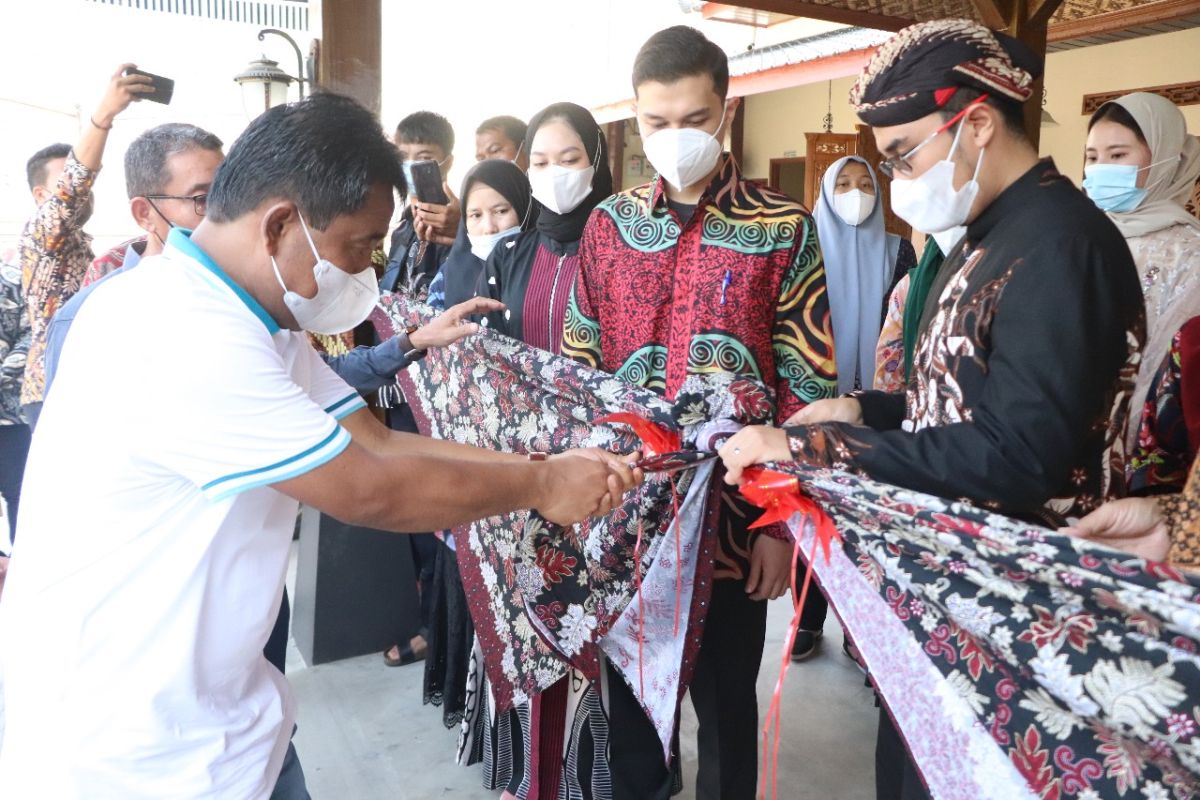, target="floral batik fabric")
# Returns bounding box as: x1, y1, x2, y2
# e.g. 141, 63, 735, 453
874, 273, 909, 393
786, 464, 1200, 800
1130, 318, 1200, 494
0, 261, 30, 426
377, 292, 1200, 798
19, 152, 96, 407
373, 296, 769, 760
